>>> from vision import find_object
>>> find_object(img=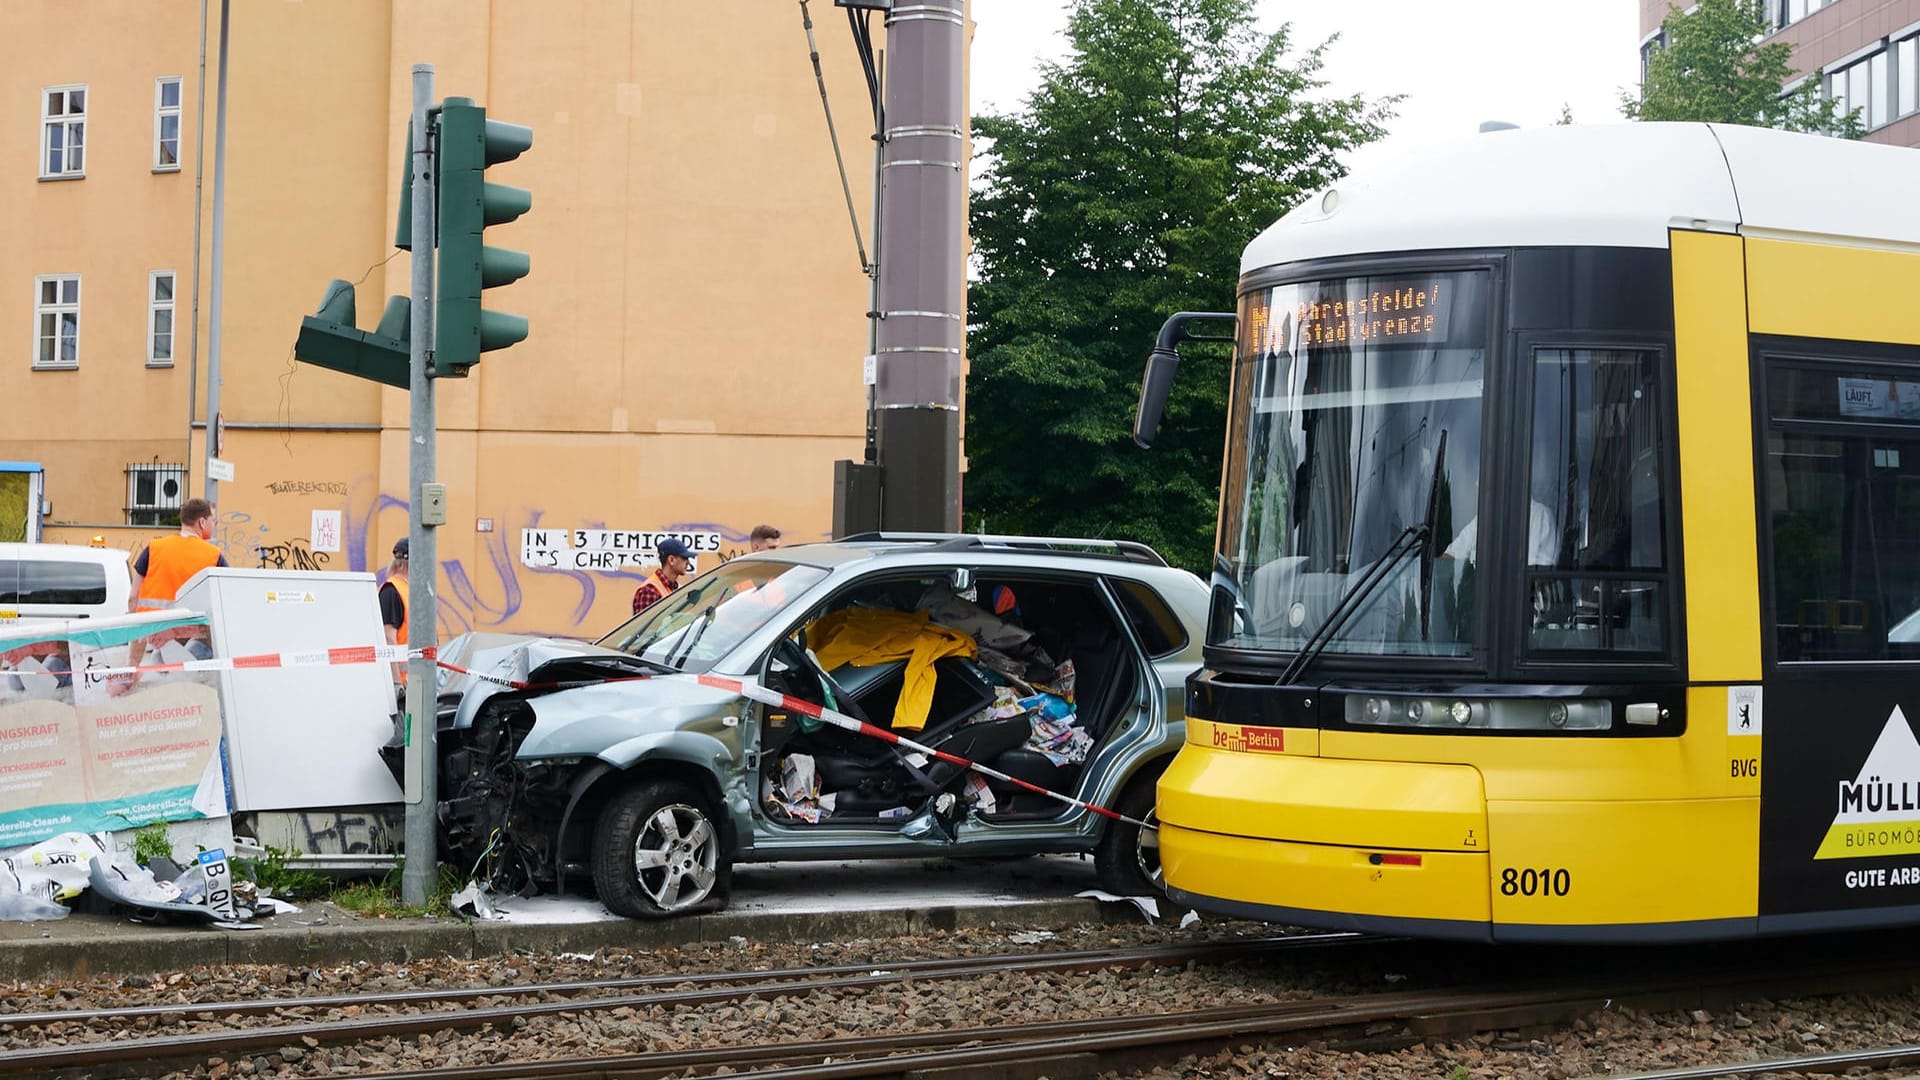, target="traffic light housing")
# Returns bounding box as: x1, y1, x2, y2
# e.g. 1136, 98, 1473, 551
434, 97, 532, 378
293, 280, 413, 389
